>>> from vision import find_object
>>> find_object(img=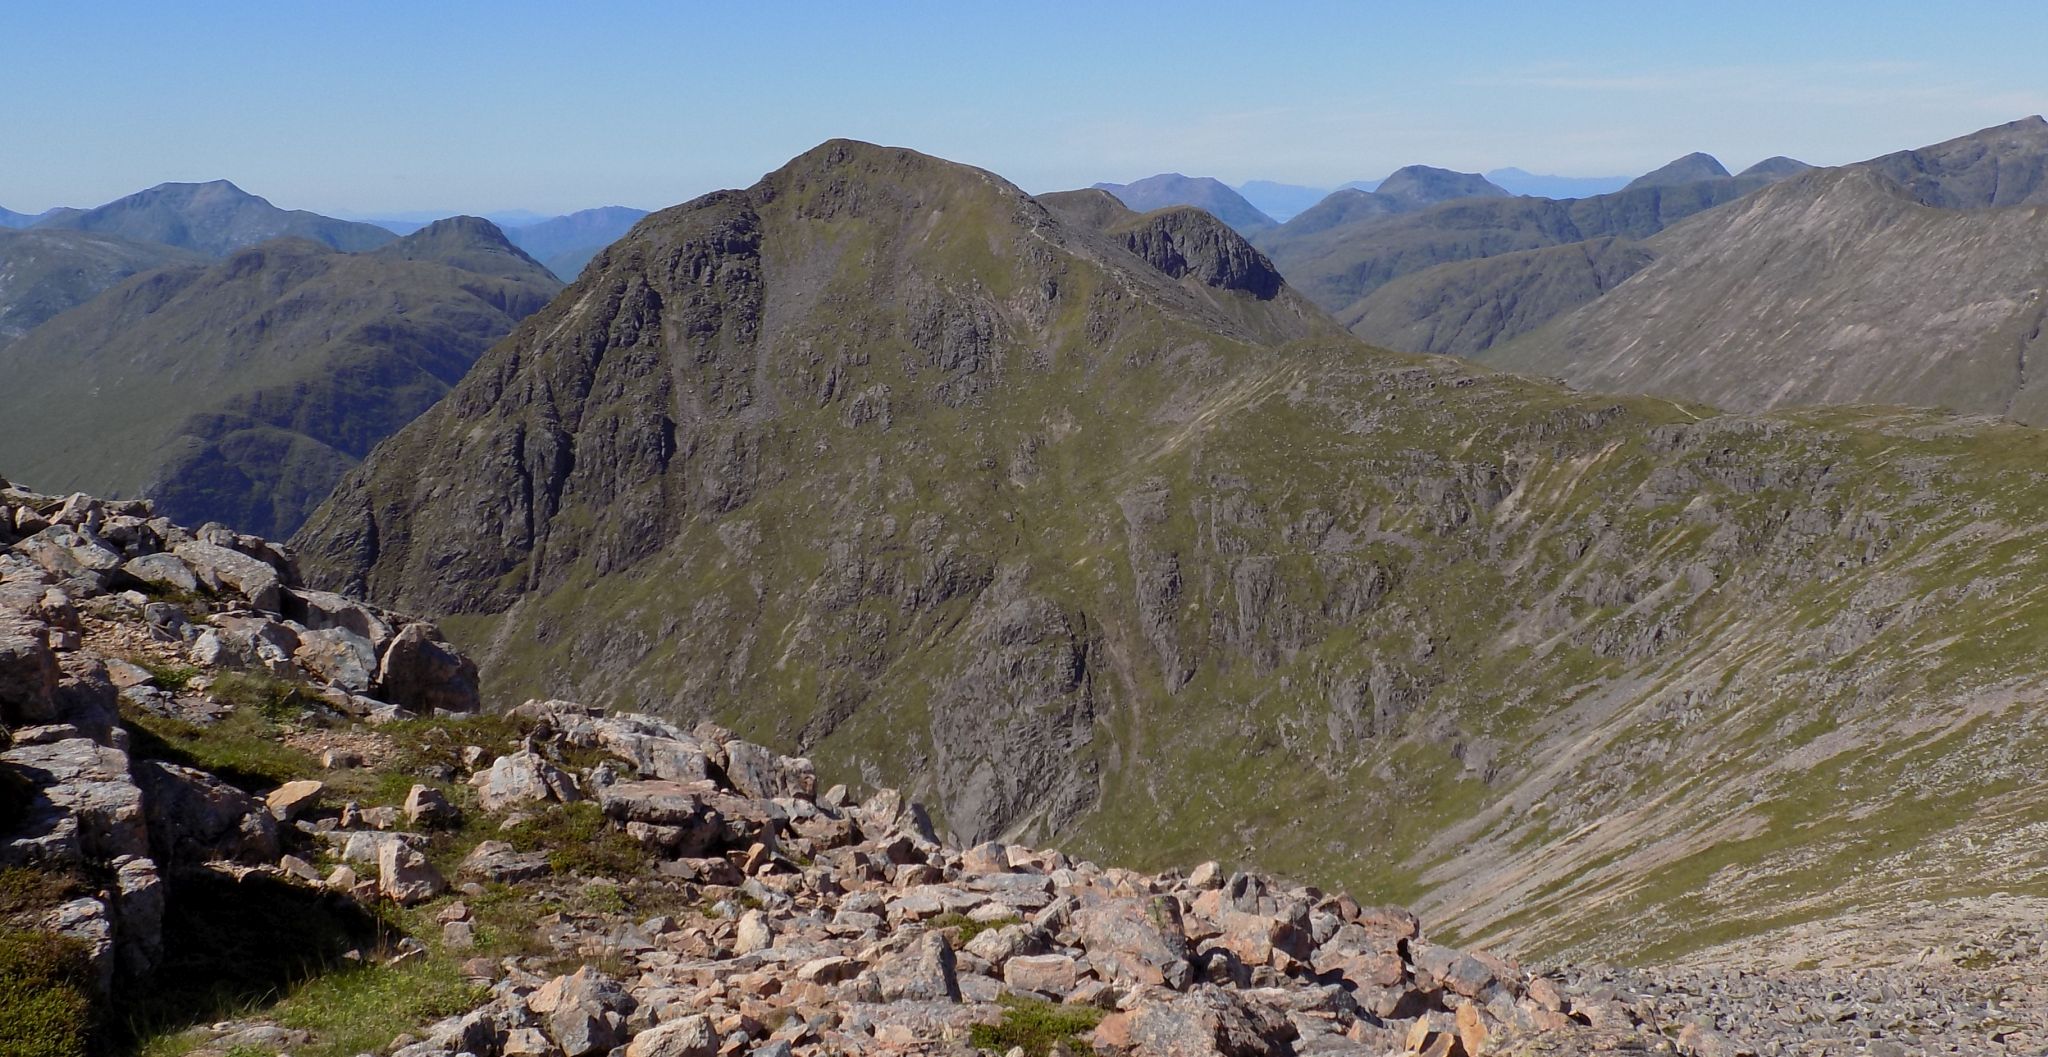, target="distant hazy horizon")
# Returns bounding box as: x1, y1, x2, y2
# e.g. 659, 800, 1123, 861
8, 1, 2046, 216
